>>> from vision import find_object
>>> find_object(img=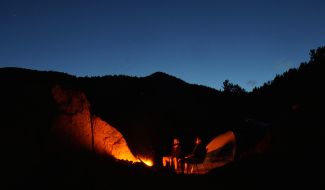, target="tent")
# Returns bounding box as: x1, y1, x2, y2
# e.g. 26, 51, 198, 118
195, 130, 237, 174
